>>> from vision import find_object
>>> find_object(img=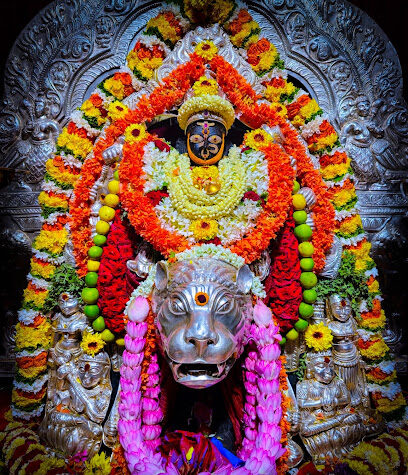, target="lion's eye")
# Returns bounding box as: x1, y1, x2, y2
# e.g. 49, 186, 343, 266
169, 298, 185, 315
216, 299, 233, 314
190, 134, 204, 144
